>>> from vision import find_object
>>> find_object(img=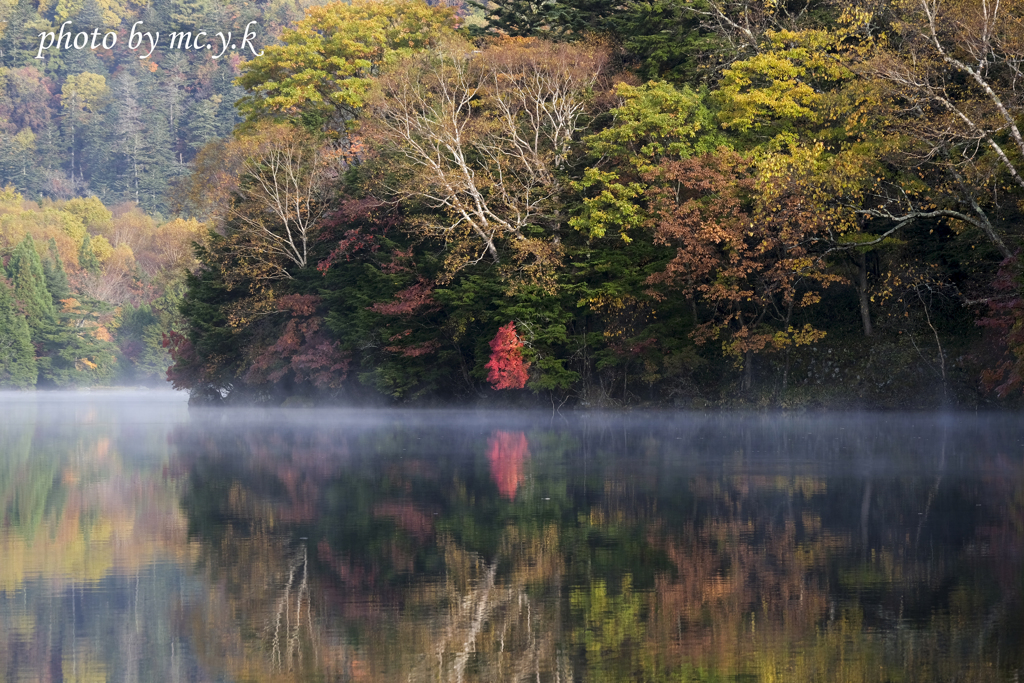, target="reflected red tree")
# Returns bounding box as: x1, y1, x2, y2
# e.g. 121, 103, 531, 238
488, 431, 529, 500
